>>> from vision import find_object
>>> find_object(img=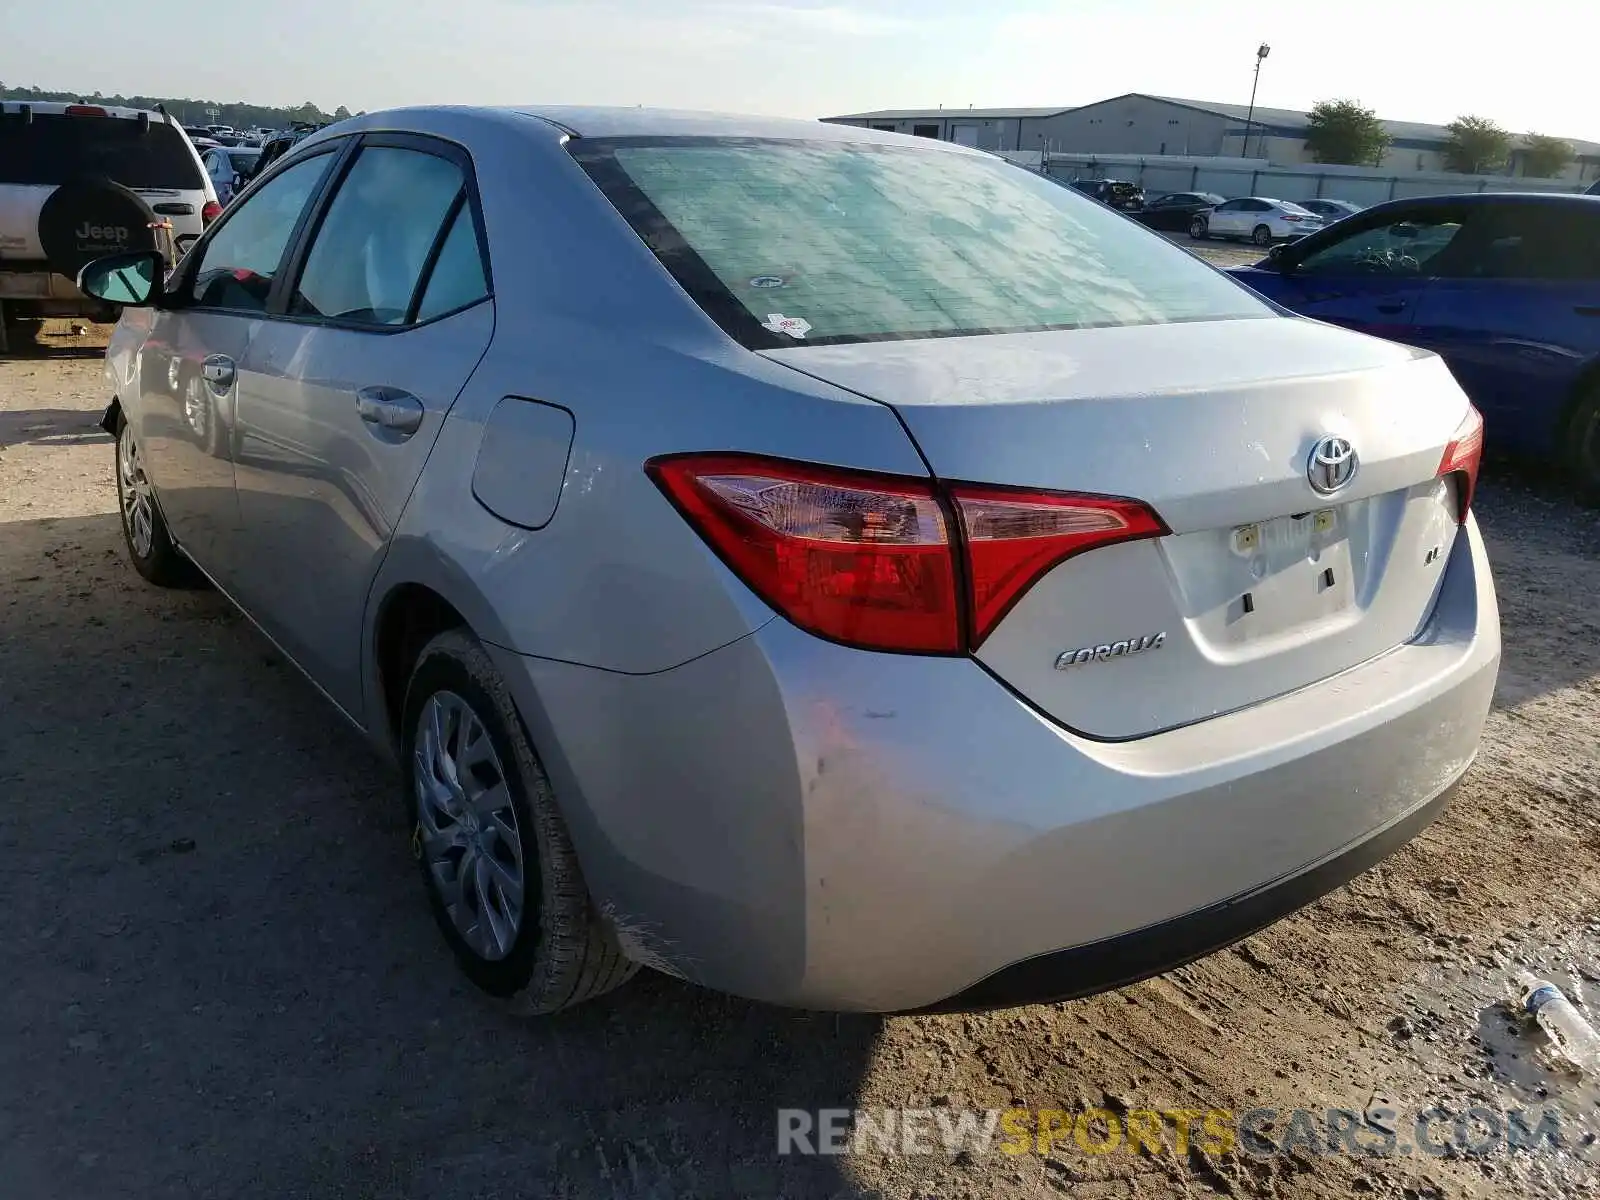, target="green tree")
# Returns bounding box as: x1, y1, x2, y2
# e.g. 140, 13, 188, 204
1443, 115, 1512, 174
1303, 100, 1391, 165
333, 105, 352, 121
1520, 133, 1573, 179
